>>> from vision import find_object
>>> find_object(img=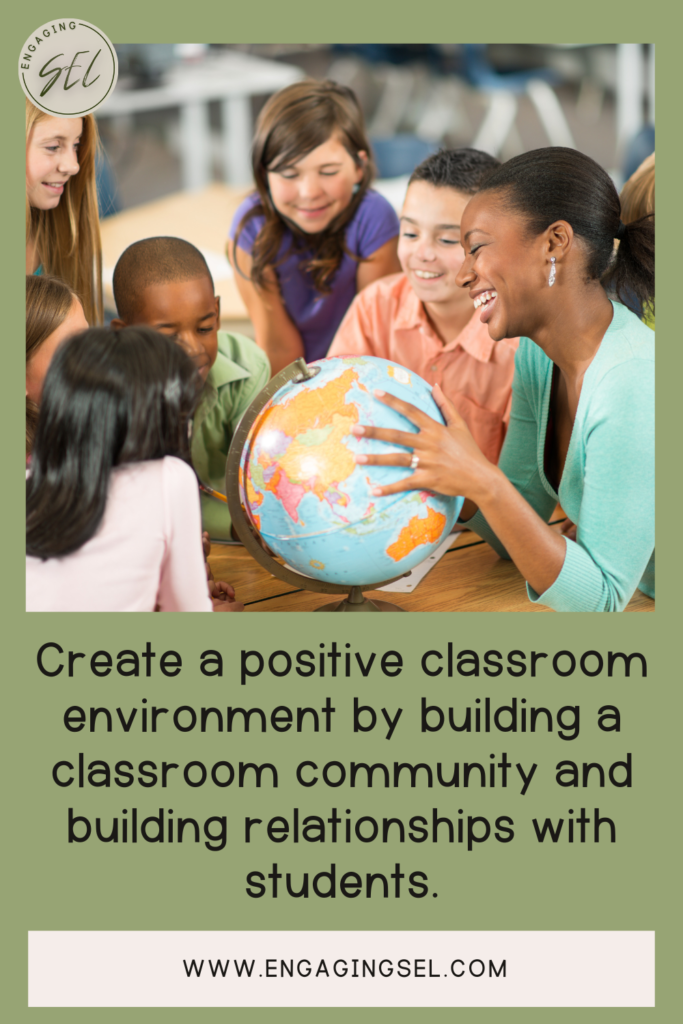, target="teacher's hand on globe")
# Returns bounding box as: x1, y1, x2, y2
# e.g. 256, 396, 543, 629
352, 383, 492, 502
